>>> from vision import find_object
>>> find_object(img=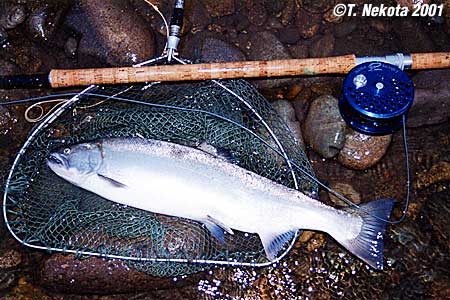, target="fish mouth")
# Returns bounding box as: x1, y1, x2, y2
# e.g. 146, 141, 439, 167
47, 153, 69, 169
